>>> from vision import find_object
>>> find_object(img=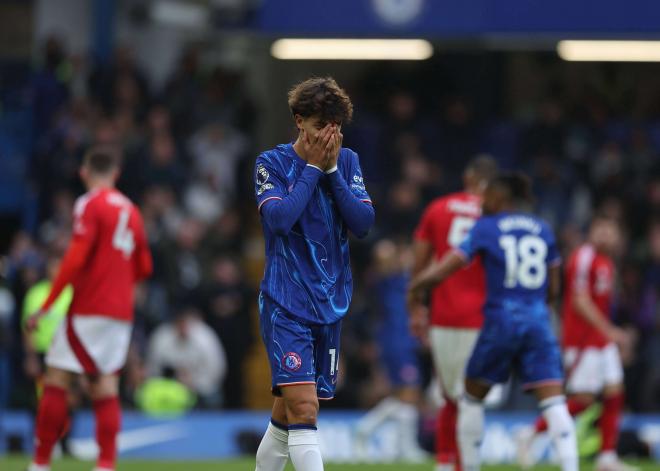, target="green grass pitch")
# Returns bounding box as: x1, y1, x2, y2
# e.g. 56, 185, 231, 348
1, 456, 656, 471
